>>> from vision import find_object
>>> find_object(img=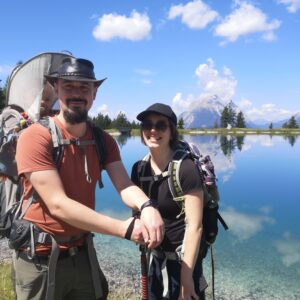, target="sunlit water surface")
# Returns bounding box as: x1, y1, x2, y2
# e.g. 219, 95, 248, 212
94, 134, 300, 300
